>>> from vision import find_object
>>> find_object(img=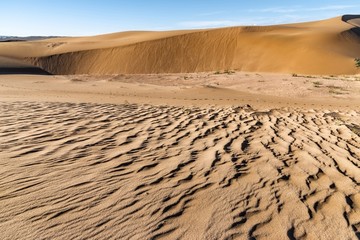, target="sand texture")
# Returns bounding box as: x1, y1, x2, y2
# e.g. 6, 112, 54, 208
0, 16, 360, 75
0, 73, 359, 109
0, 101, 359, 239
